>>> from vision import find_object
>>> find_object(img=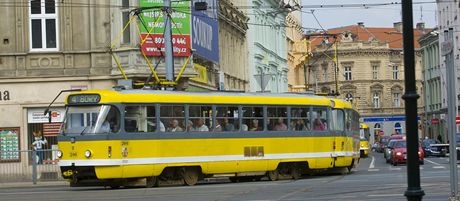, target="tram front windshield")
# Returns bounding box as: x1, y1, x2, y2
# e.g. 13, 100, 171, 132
61, 105, 119, 135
